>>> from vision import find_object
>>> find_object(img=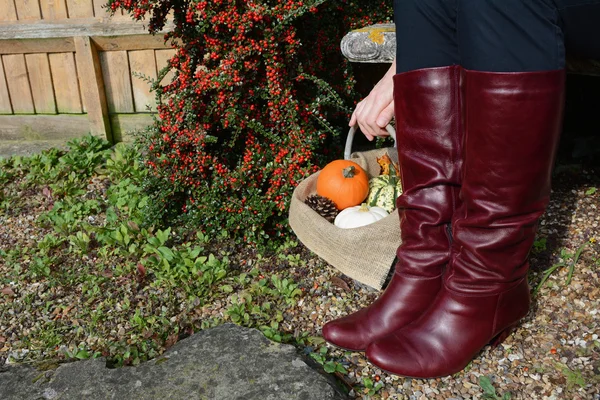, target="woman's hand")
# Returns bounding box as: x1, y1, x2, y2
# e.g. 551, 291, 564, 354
350, 59, 396, 141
